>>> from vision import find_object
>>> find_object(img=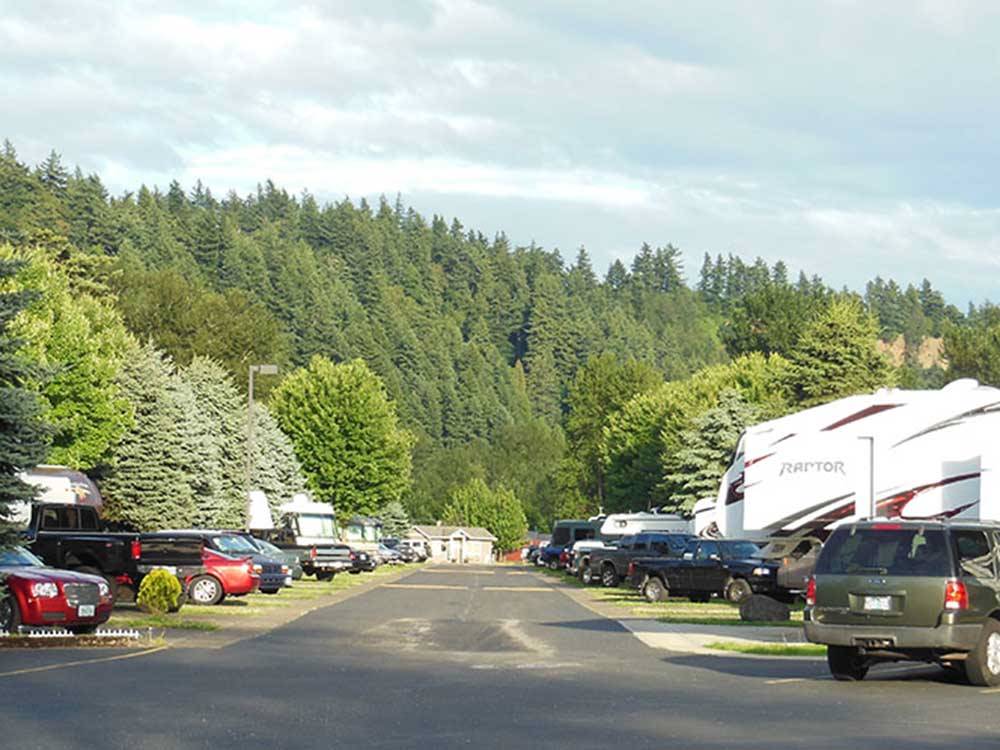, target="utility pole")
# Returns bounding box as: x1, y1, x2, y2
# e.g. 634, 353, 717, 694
246, 364, 279, 522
